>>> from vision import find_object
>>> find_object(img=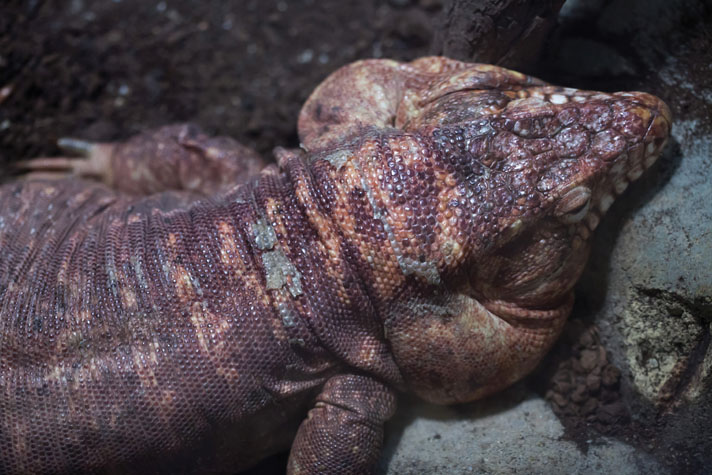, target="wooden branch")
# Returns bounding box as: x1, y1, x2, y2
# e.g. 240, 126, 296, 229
432, 0, 565, 70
